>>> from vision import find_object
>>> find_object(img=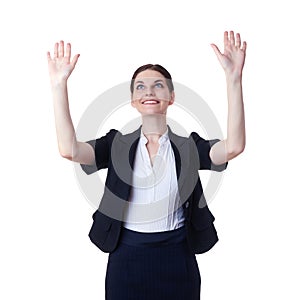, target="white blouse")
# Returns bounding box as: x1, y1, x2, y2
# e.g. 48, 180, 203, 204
123, 129, 185, 232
